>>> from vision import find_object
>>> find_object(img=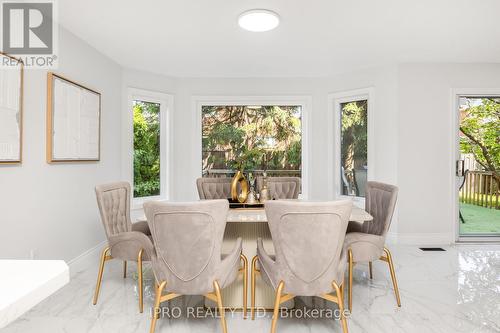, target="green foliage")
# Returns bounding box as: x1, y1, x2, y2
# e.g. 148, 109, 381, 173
459, 98, 500, 176
202, 105, 301, 173
340, 100, 368, 170
340, 100, 368, 196
133, 101, 160, 197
